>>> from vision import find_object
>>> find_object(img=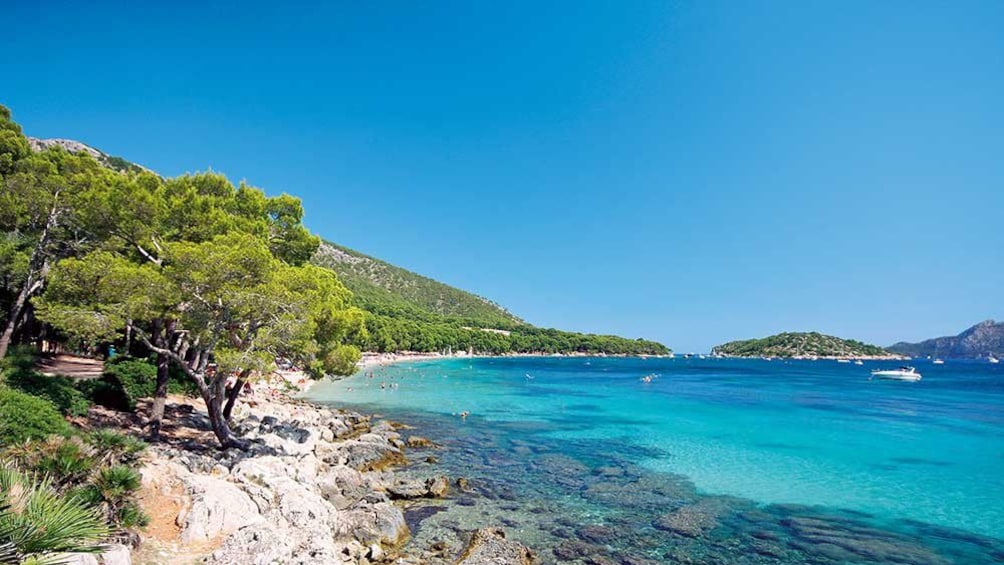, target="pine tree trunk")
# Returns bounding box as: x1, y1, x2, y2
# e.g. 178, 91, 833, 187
205, 388, 249, 450
0, 192, 60, 360
222, 370, 249, 422
0, 281, 32, 359
147, 319, 172, 440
